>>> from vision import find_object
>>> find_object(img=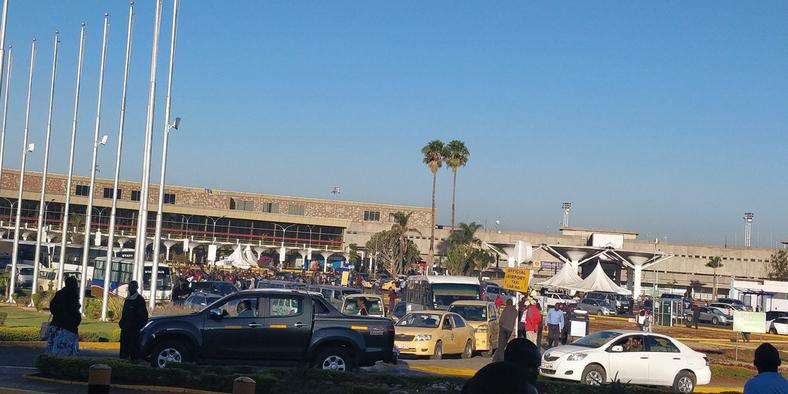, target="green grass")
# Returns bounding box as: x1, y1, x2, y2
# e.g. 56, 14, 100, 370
0, 303, 119, 342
